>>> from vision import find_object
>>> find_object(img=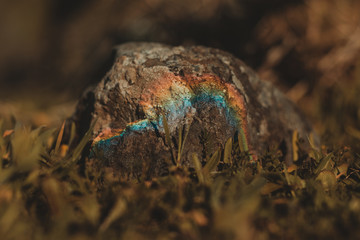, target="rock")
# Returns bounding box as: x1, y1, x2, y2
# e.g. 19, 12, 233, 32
71, 42, 318, 179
